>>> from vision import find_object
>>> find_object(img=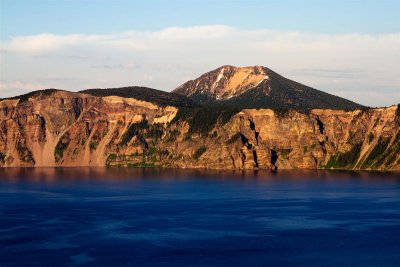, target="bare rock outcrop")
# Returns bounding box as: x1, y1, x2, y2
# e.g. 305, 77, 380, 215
1, 91, 399, 170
